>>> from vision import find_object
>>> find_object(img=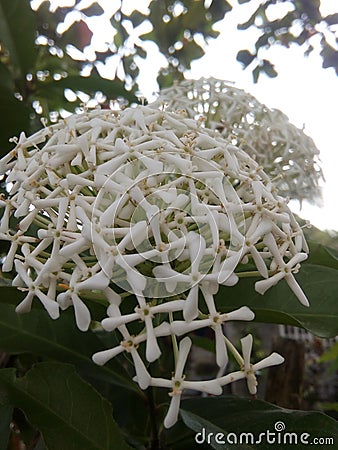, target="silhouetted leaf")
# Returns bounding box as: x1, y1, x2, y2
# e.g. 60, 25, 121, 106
81, 2, 104, 17
179, 396, 338, 450
252, 65, 261, 83
236, 50, 255, 67
262, 60, 278, 78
